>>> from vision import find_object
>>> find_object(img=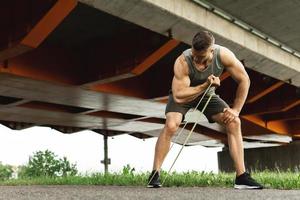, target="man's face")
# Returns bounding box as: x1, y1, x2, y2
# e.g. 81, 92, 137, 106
191, 45, 214, 66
